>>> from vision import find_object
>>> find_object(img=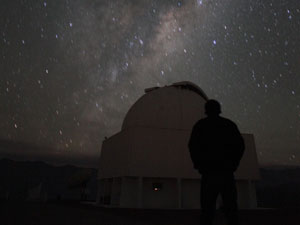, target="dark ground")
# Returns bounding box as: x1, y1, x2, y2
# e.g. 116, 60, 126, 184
1, 201, 299, 225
